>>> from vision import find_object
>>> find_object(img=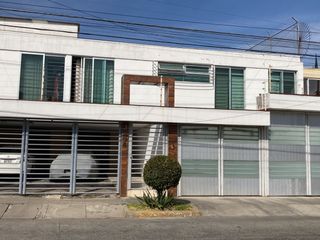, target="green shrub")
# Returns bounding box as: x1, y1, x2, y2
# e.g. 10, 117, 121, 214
137, 155, 181, 210
143, 155, 182, 198
136, 189, 174, 210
